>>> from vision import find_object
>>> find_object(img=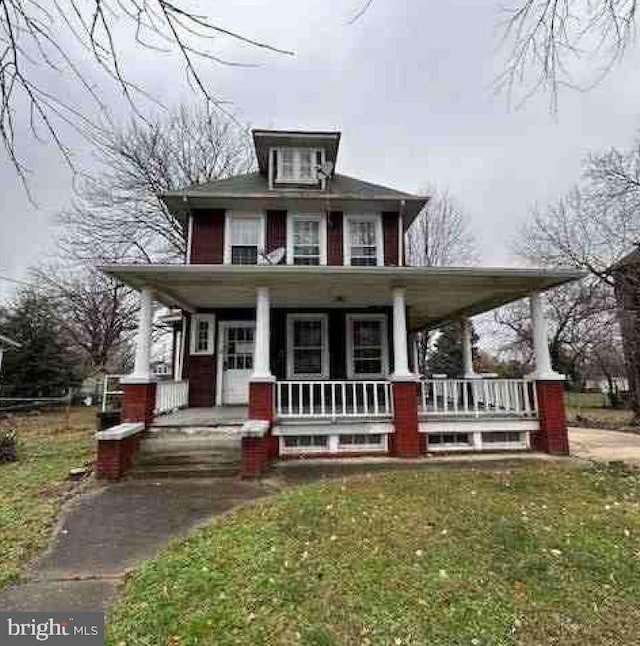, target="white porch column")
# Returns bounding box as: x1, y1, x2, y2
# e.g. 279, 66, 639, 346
129, 287, 155, 383
252, 287, 273, 380
462, 318, 476, 378
391, 288, 414, 380
530, 293, 562, 380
